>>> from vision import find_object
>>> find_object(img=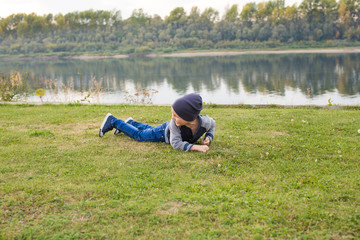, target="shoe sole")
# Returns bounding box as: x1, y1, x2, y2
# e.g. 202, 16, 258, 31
99, 113, 112, 137
125, 117, 133, 123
